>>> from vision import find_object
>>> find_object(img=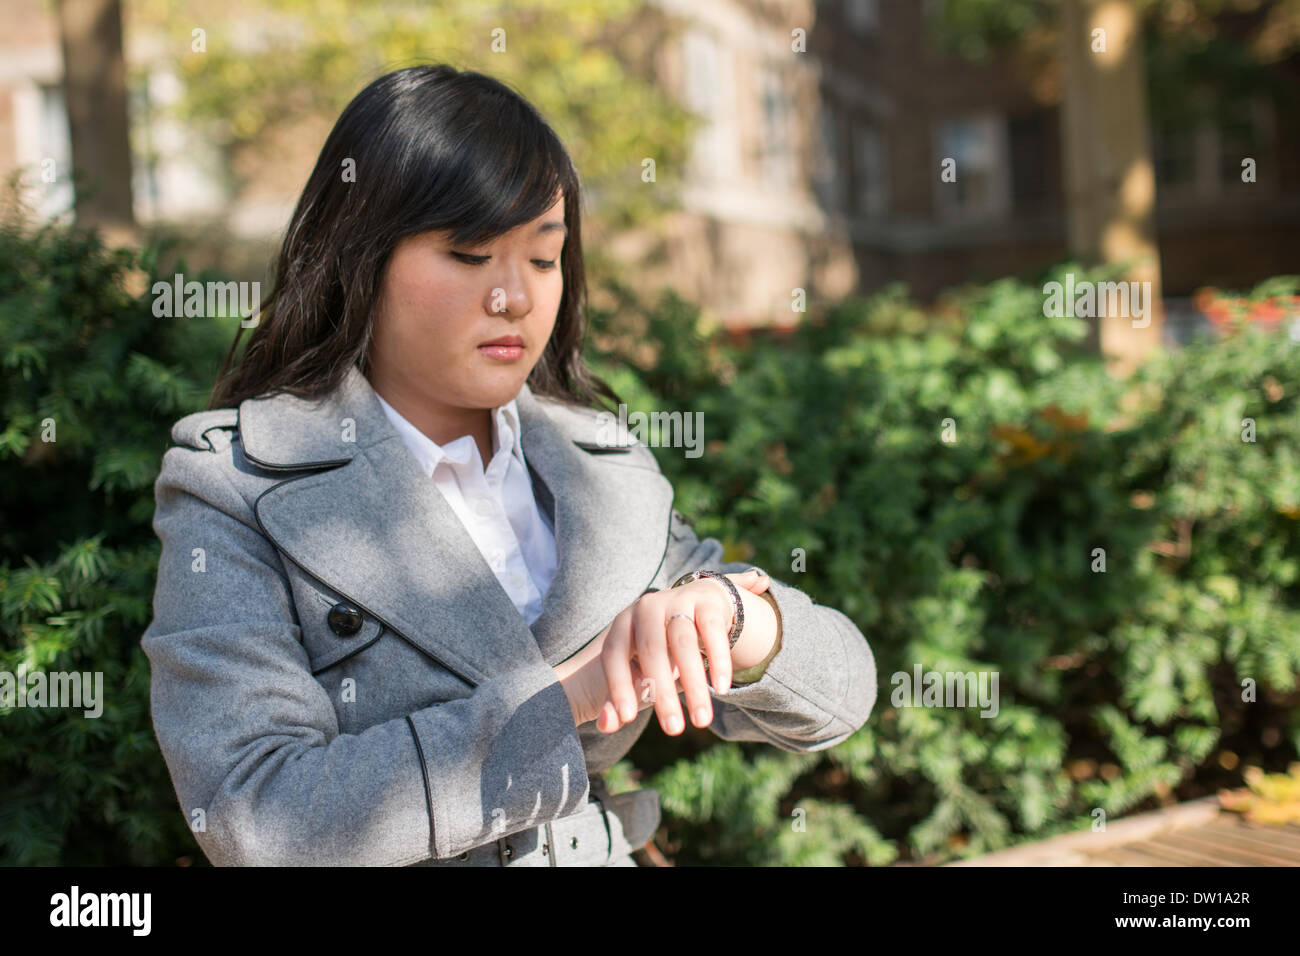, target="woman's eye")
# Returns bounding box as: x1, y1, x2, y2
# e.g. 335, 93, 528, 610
450, 253, 556, 270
